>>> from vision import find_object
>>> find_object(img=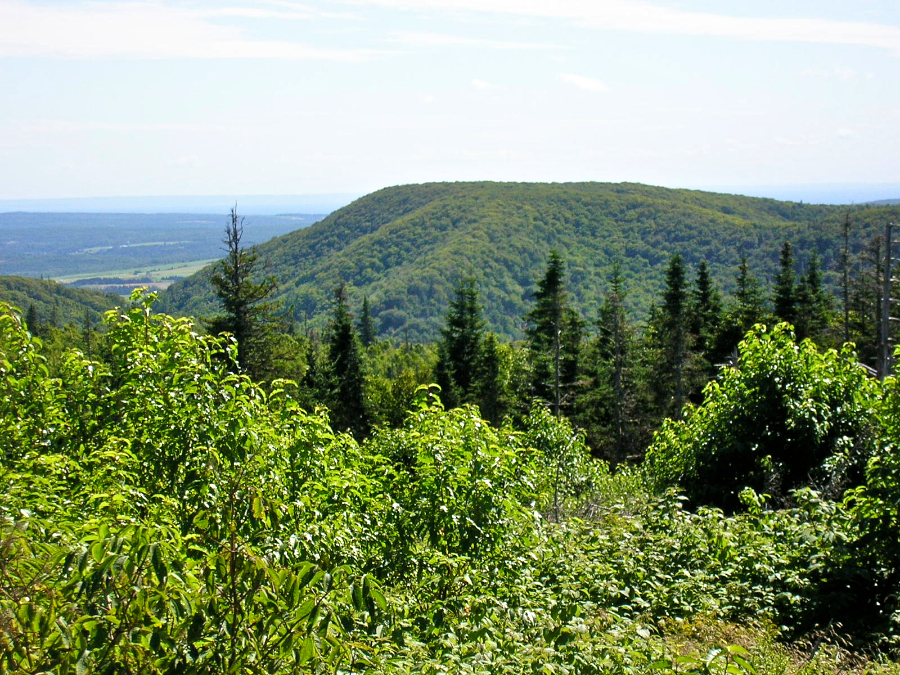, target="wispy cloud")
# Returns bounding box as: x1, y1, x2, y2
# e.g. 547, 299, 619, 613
389, 31, 558, 50
471, 79, 495, 89
0, 0, 380, 60
355, 0, 900, 55
560, 73, 608, 92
